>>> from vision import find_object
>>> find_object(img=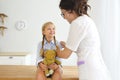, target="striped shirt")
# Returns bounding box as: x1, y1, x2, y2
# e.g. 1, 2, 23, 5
36, 39, 63, 65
